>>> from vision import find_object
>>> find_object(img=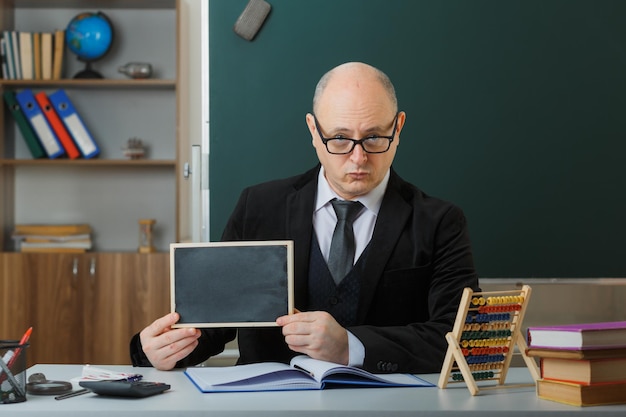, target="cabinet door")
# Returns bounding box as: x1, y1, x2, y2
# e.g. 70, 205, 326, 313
84, 253, 169, 364
28, 253, 86, 364
0, 253, 33, 342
